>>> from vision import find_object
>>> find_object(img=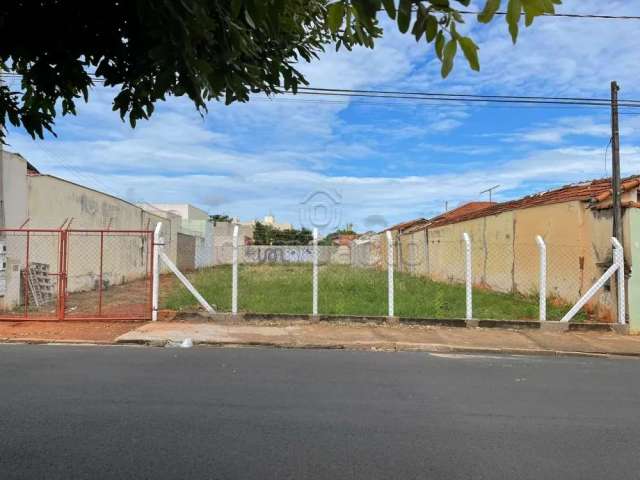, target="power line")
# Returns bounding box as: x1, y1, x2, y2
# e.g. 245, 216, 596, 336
393, 6, 640, 20
457, 10, 640, 20
255, 96, 640, 115
298, 86, 640, 105
292, 87, 640, 108
6, 72, 640, 110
